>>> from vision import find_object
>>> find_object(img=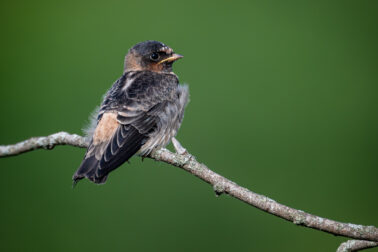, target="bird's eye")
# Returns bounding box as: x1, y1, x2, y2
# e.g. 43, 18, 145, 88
150, 52, 160, 61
